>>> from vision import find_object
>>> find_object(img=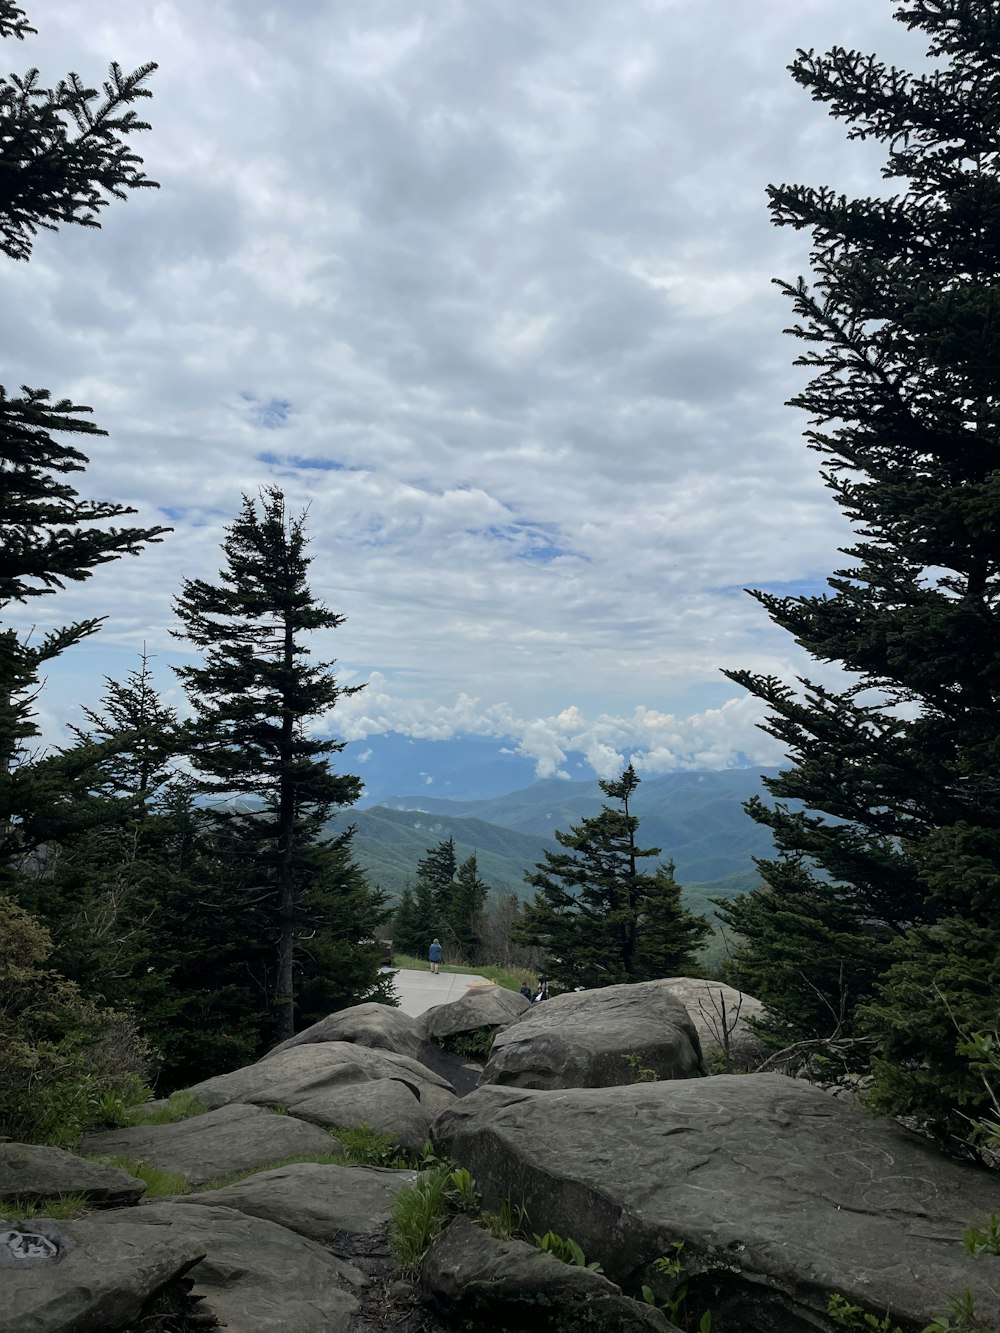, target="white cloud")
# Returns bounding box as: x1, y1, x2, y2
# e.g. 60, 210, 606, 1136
0, 1, 927, 766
